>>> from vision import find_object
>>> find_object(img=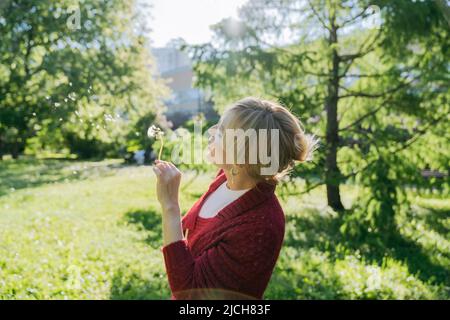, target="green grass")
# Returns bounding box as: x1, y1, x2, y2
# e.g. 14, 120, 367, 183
0, 158, 448, 299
